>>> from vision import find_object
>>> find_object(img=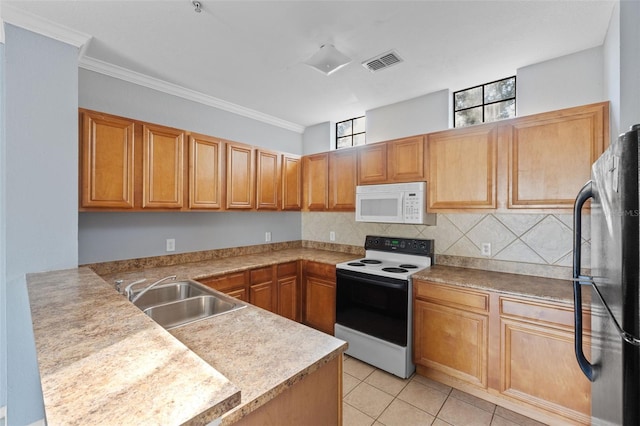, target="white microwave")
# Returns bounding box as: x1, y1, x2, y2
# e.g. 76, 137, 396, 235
355, 182, 436, 225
